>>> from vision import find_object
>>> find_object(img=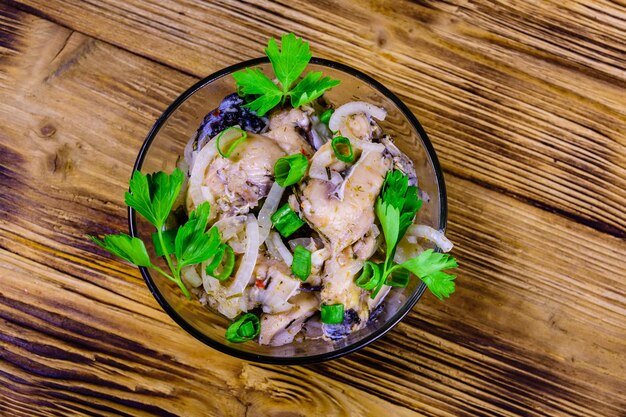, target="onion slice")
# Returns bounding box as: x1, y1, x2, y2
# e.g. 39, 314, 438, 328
226, 214, 259, 296
266, 231, 293, 266
212, 215, 247, 241
181, 265, 202, 288
187, 136, 220, 216
257, 182, 285, 245
406, 225, 453, 252
328, 101, 387, 133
